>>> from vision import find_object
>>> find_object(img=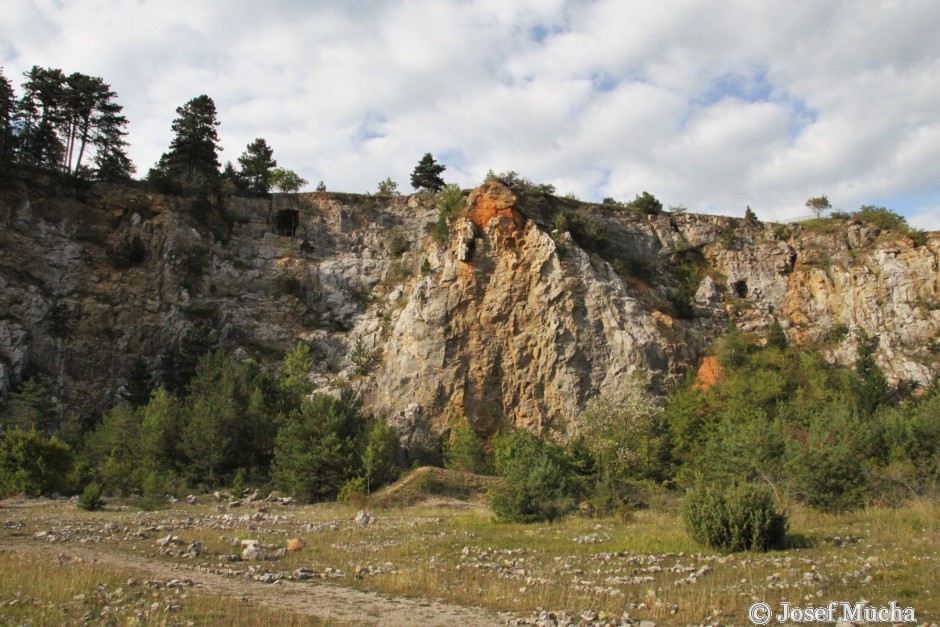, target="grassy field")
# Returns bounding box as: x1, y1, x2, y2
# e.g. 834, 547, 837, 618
1, 485, 937, 625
